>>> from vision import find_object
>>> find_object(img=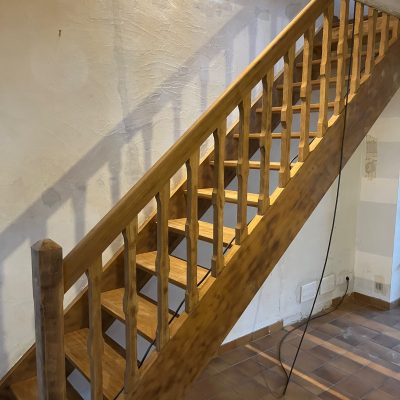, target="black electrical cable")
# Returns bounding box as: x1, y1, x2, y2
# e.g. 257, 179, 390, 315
113, 232, 237, 399
275, 2, 358, 396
